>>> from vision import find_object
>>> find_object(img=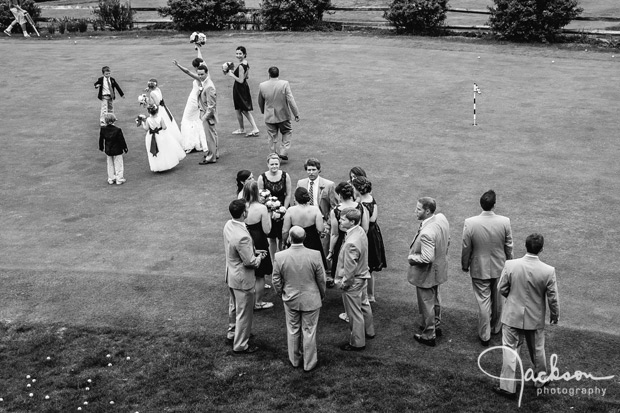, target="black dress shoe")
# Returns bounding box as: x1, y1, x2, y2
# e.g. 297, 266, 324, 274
199, 160, 215, 165
365, 334, 376, 340
233, 345, 259, 354
480, 338, 490, 347
278, 154, 288, 161
340, 343, 365, 351
492, 387, 517, 400
414, 334, 436, 347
